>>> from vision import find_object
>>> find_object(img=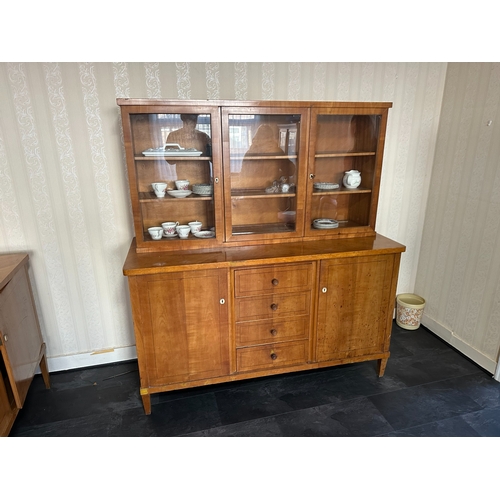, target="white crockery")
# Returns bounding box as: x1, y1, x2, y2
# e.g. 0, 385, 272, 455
148, 226, 164, 240
176, 225, 191, 239
188, 221, 202, 234
167, 190, 192, 198
161, 221, 178, 237
175, 179, 190, 190
152, 182, 167, 197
